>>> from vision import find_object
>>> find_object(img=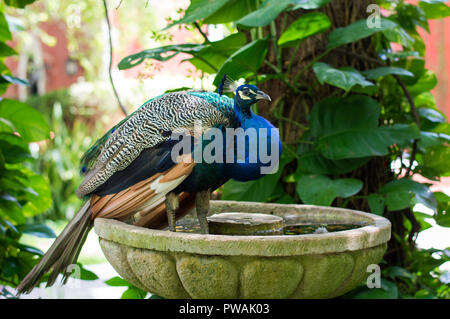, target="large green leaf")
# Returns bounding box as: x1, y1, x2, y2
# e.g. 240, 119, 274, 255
351, 279, 398, 299
188, 33, 246, 73
419, 1, 450, 19
418, 131, 450, 148
368, 193, 386, 215
291, 0, 331, 10
237, 0, 293, 27
118, 43, 207, 70
4, 0, 36, 8
297, 133, 369, 174
422, 145, 450, 176
0, 99, 50, 142
0, 193, 25, 224
0, 74, 29, 86
17, 223, 56, 238
310, 95, 420, 160
0, 132, 31, 163
327, 18, 397, 49
313, 63, 374, 92
418, 107, 446, 127
21, 174, 52, 217
434, 192, 450, 227
0, 12, 12, 42
278, 12, 331, 47
296, 174, 363, 206
406, 70, 437, 95
379, 179, 437, 212
166, 0, 230, 27
213, 38, 268, 86
297, 150, 369, 175
204, 0, 258, 24
0, 42, 16, 56
362, 67, 414, 80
